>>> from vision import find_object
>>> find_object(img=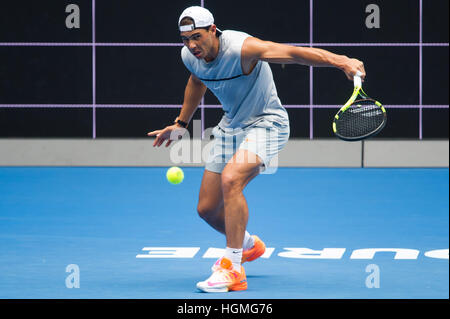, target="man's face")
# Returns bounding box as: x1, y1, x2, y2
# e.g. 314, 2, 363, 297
180, 27, 215, 60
